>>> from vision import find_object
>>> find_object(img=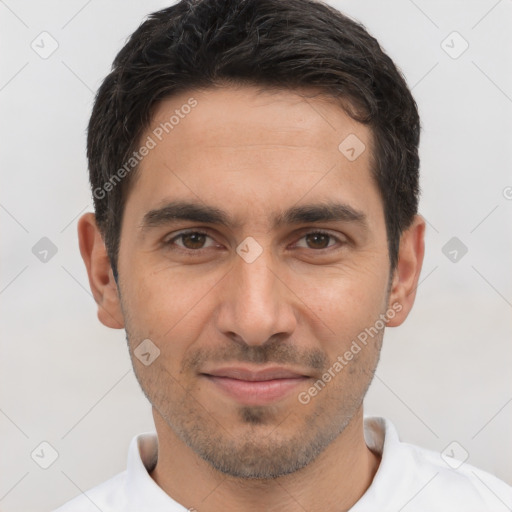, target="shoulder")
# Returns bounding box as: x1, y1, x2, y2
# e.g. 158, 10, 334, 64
406, 440, 512, 509
359, 417, 512, 511
52, 471, 128, 512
